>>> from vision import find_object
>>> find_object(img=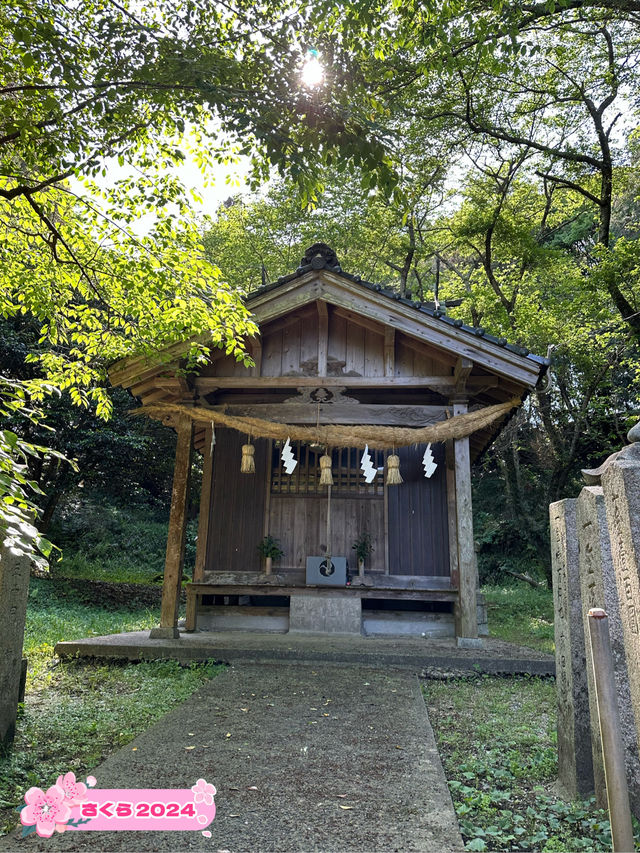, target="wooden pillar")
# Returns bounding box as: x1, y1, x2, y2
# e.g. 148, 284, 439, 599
452, 399, 481, 647
445, 440, 460, 633
186, 424, 214, 632
150, 415, 193, 640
